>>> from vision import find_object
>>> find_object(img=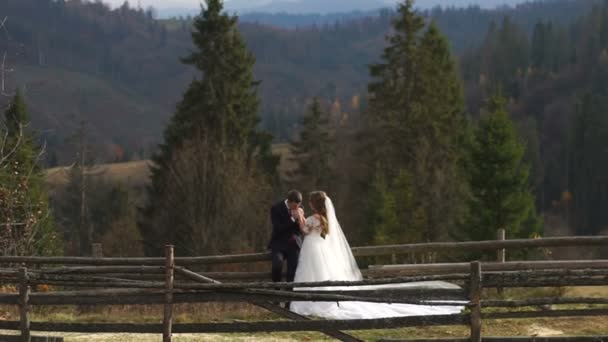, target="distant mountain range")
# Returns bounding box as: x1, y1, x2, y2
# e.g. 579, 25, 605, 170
156, 0, 534, 18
